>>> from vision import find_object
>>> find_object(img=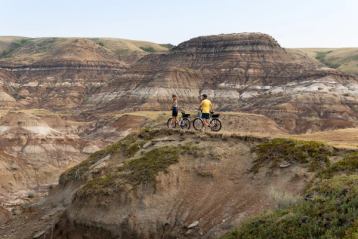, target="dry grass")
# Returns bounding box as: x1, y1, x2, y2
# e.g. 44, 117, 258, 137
268, 186, 300, 209
292, 128, 358, 149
